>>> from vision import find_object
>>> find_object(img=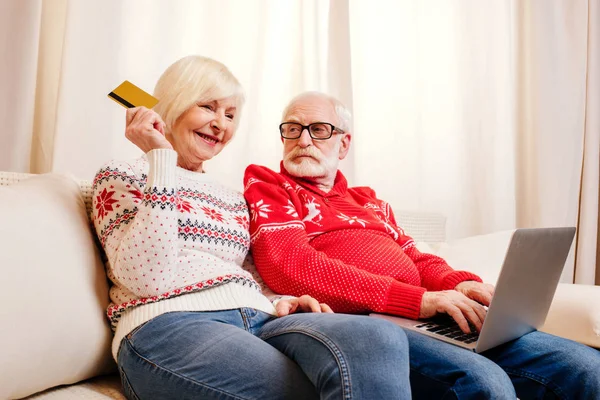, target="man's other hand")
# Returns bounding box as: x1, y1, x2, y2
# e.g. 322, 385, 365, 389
455, 281, 495, 307
276, 295, 334, 317
419, 290, 487, 334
